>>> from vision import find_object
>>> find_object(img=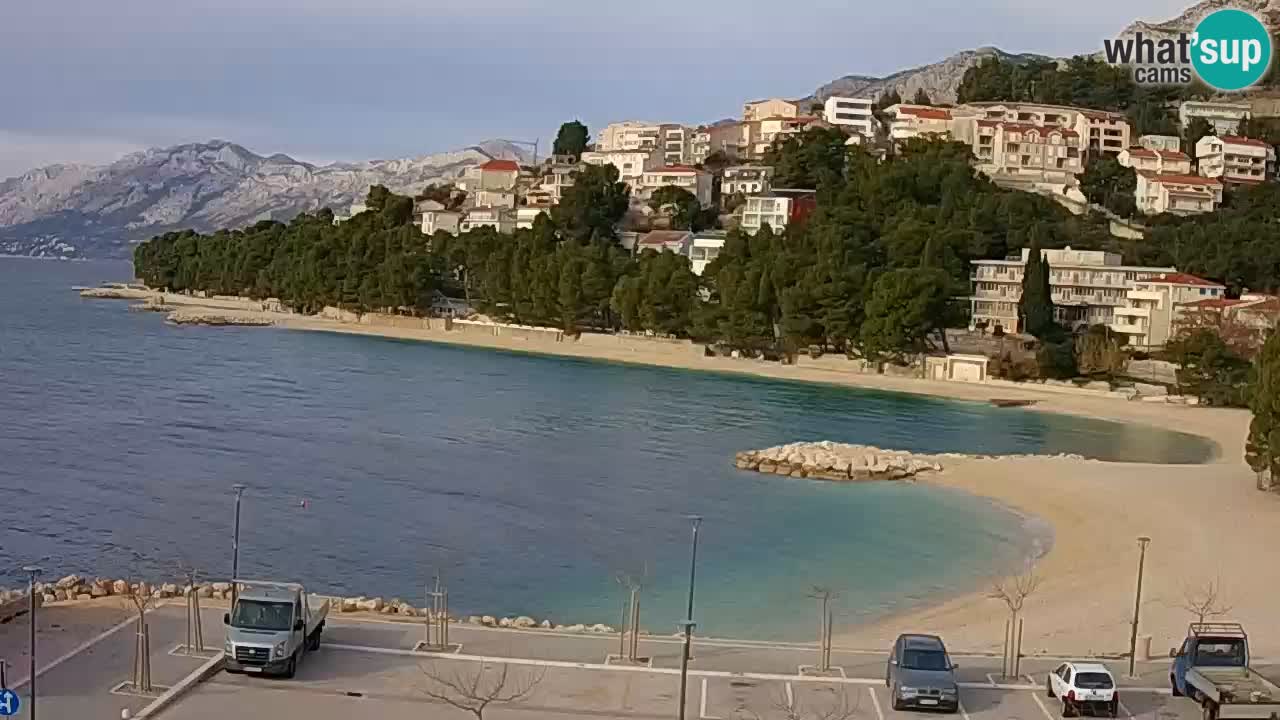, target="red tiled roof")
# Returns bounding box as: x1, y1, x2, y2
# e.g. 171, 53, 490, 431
1127, 147, 1157, 157
1182, 297, 1247, 309
480, 159, 520, 172
1138, 171, 1222, 187
1130, 147, 1191, 160
1146, 272, 1223, 287
898, 106, 952, 120
1221, 135, 1272, 148
980, 120, 1078, 138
